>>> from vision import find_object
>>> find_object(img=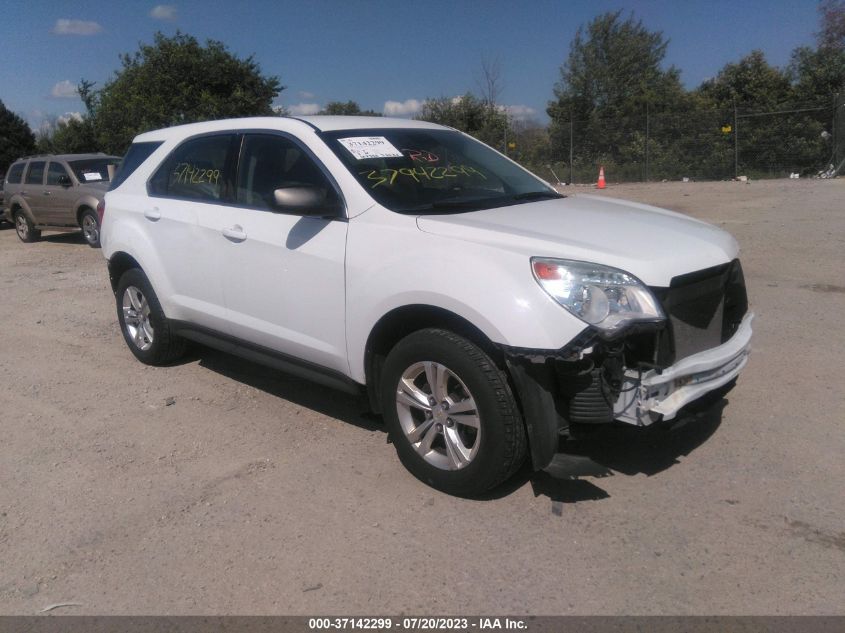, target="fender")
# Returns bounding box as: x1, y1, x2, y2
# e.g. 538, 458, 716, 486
6, 195, 35, 224
103, 226, 175, 315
